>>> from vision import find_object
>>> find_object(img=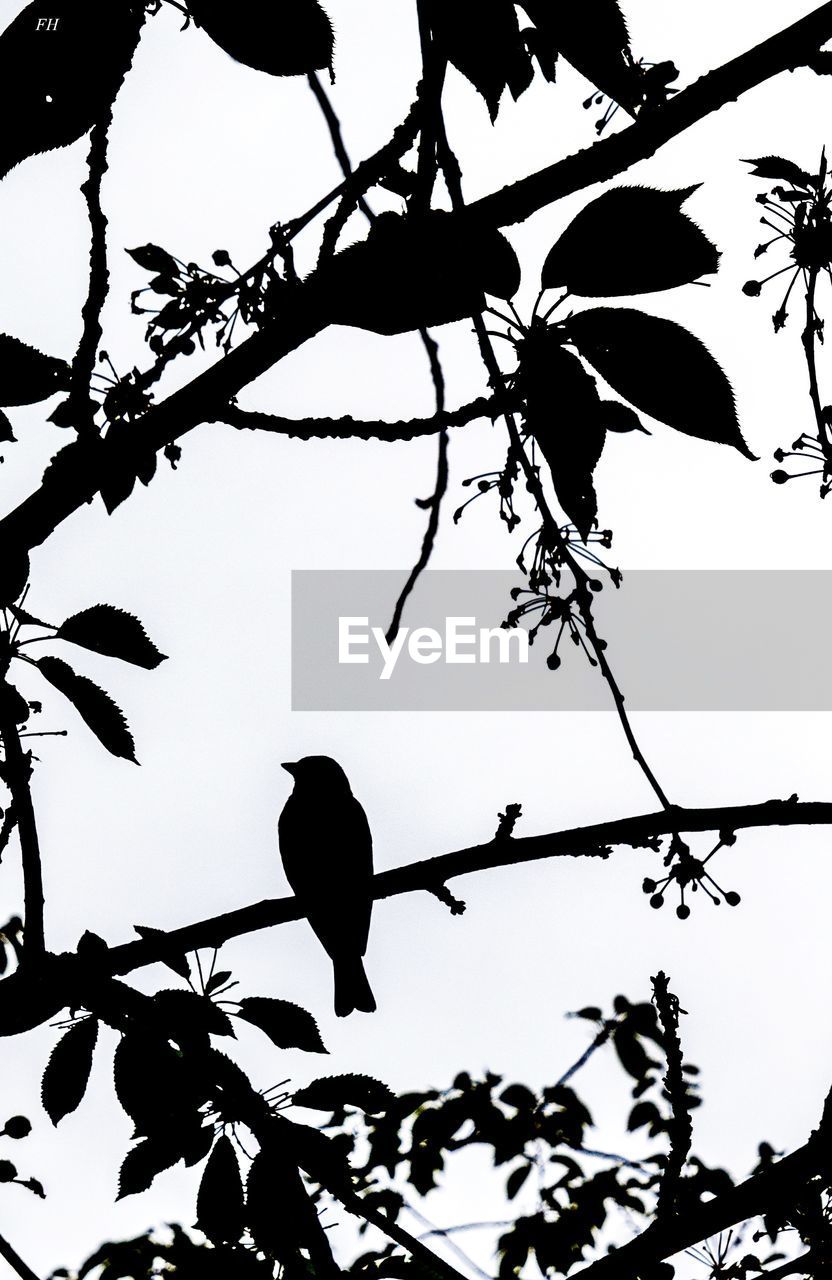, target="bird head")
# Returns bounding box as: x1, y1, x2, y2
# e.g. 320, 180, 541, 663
281, 756, 352, 791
